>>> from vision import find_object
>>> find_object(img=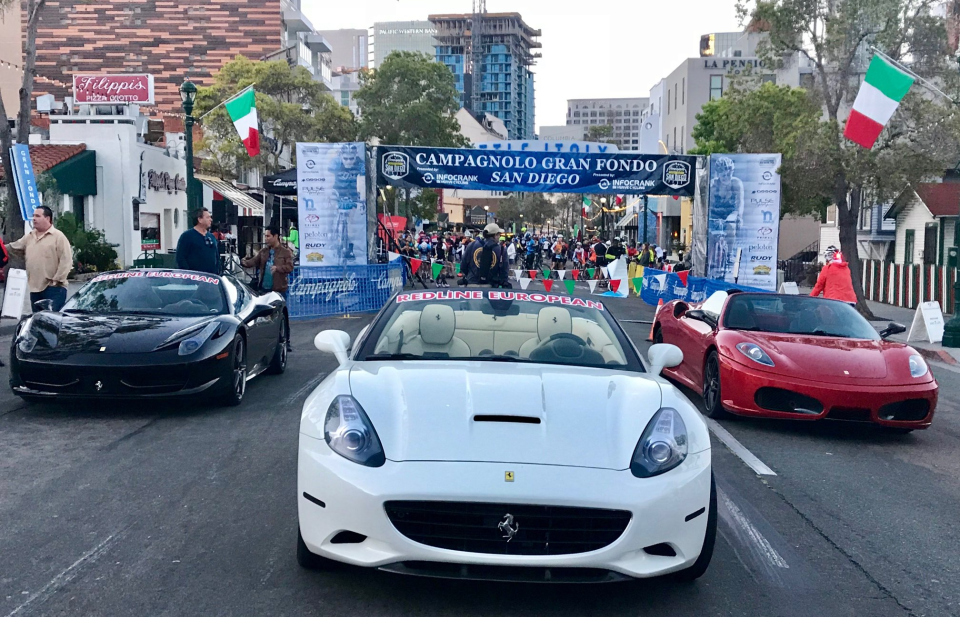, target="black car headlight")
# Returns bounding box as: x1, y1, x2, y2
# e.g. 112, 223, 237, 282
324, 395, 385, 467
177, 322, 220, 356
17, 317, 38, 353
631, 408, 688, 478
